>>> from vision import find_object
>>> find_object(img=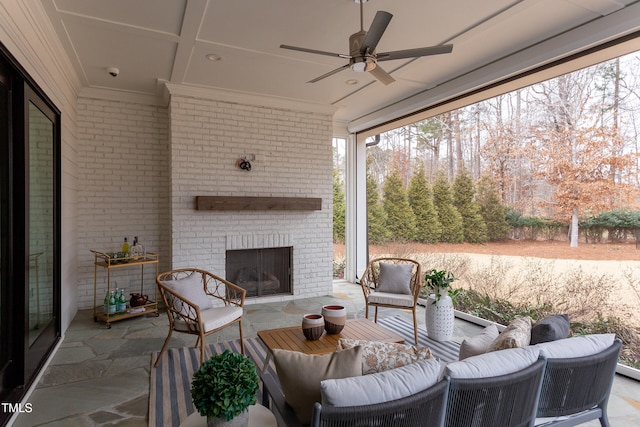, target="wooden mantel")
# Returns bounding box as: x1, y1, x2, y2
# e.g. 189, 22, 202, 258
196, 196, 322, 211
